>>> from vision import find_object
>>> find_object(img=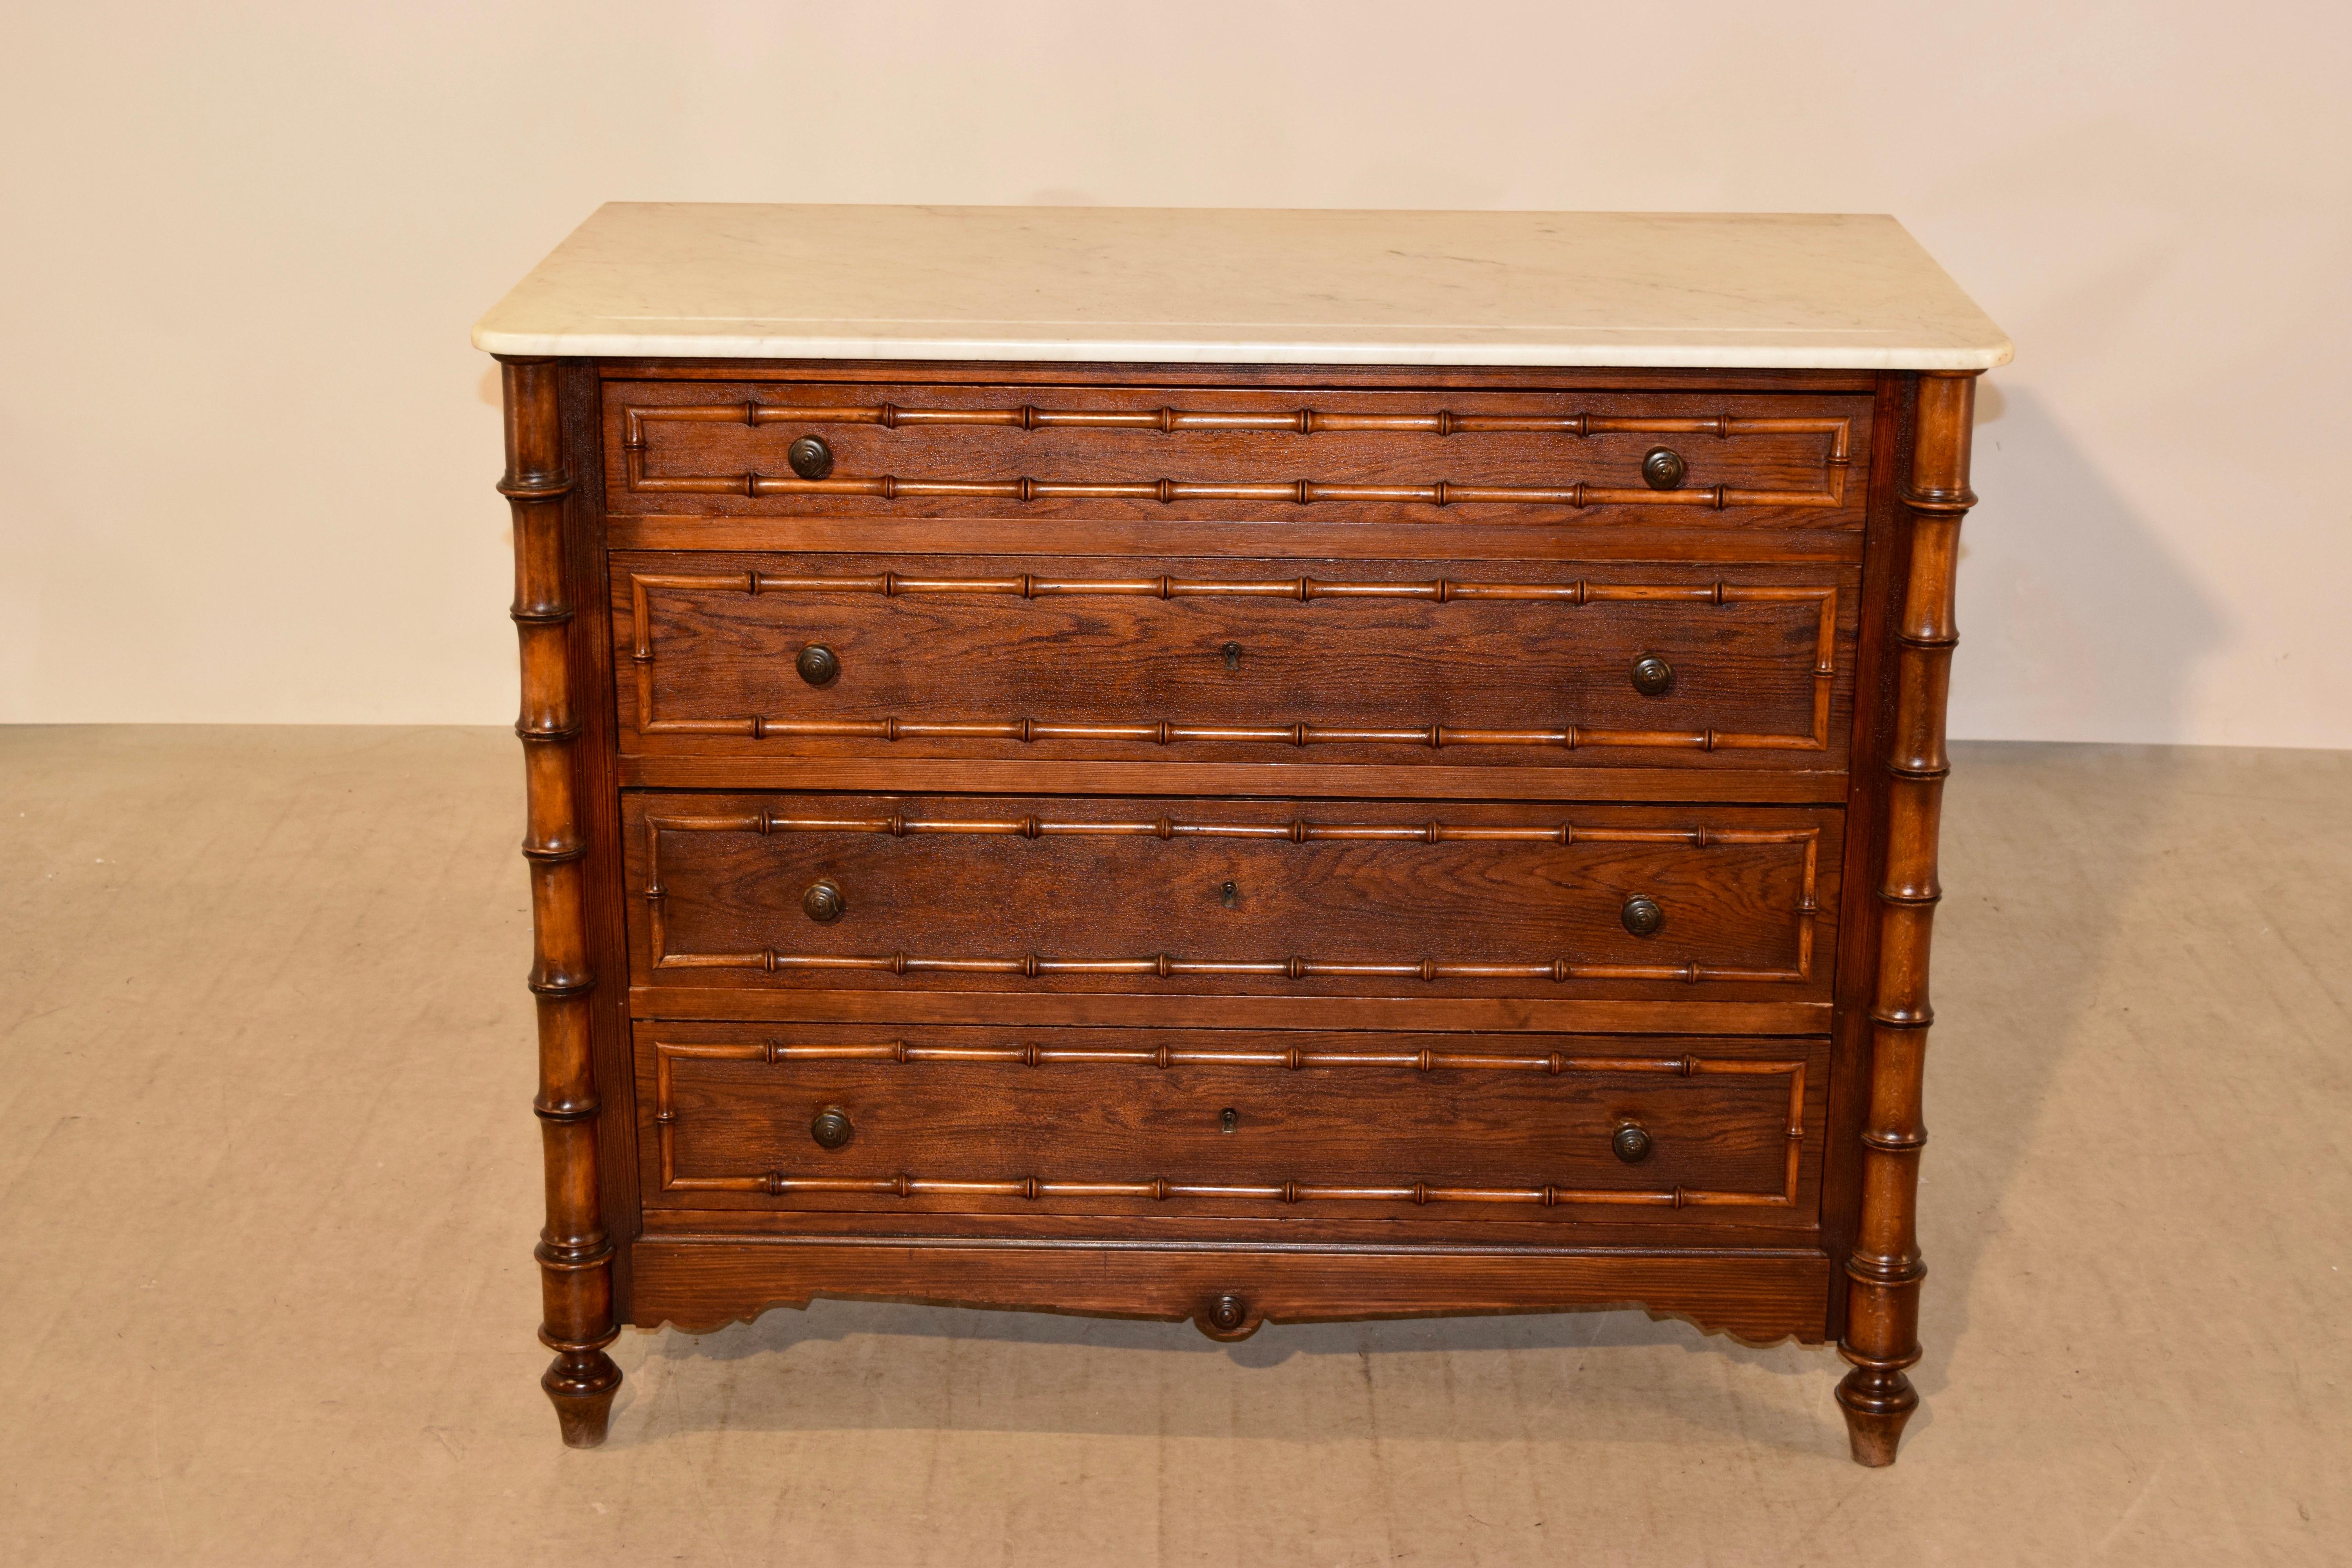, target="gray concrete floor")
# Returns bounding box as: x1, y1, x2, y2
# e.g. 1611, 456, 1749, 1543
0, 728, 2346, 1565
